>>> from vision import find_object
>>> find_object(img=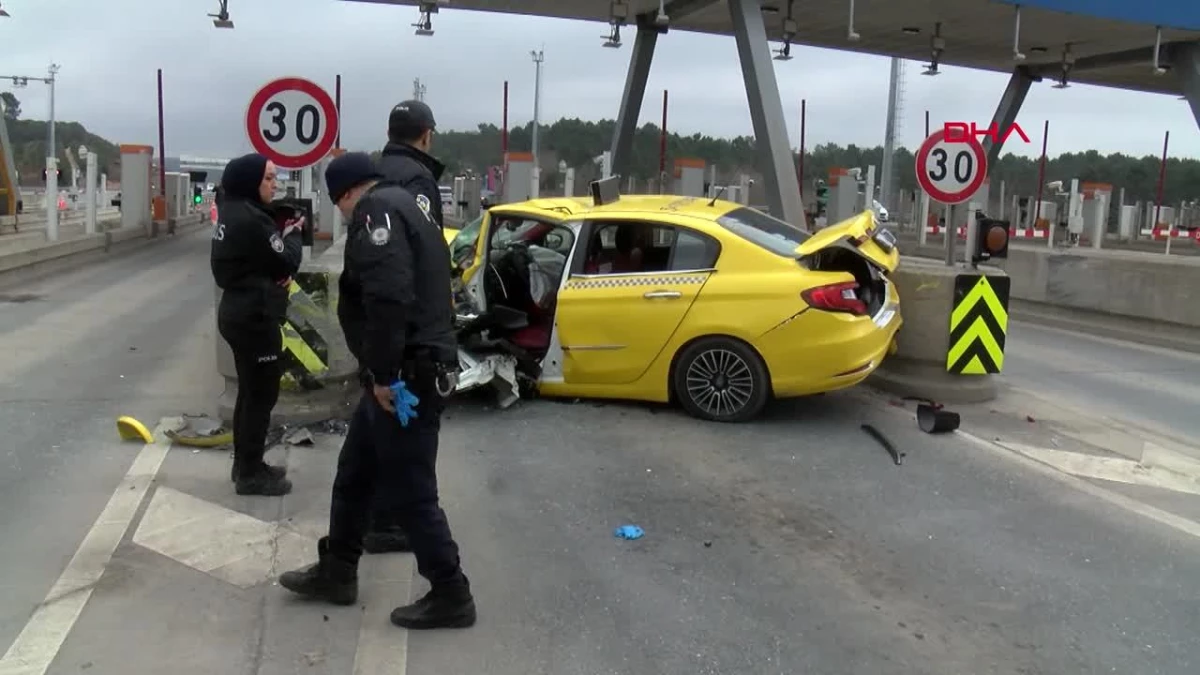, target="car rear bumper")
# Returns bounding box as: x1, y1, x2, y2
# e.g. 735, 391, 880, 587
754, 297, 902, 398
